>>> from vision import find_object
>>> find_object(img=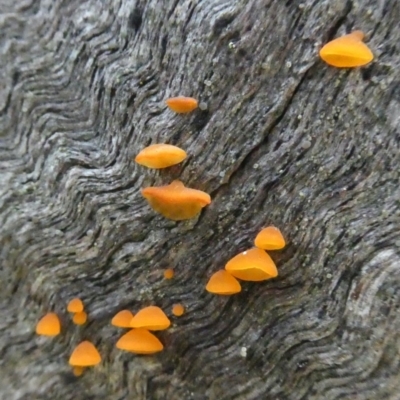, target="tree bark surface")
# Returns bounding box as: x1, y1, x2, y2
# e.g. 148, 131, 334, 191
1, 0, 400, 399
